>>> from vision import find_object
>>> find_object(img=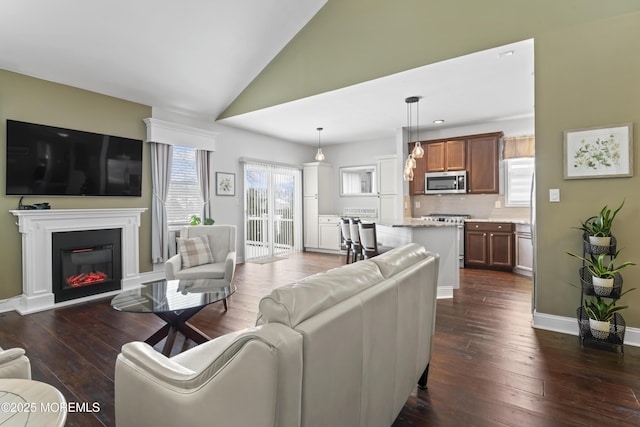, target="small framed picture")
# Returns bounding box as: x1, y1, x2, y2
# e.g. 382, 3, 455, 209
216, 172, 235, 196
563, 123, 633, 179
